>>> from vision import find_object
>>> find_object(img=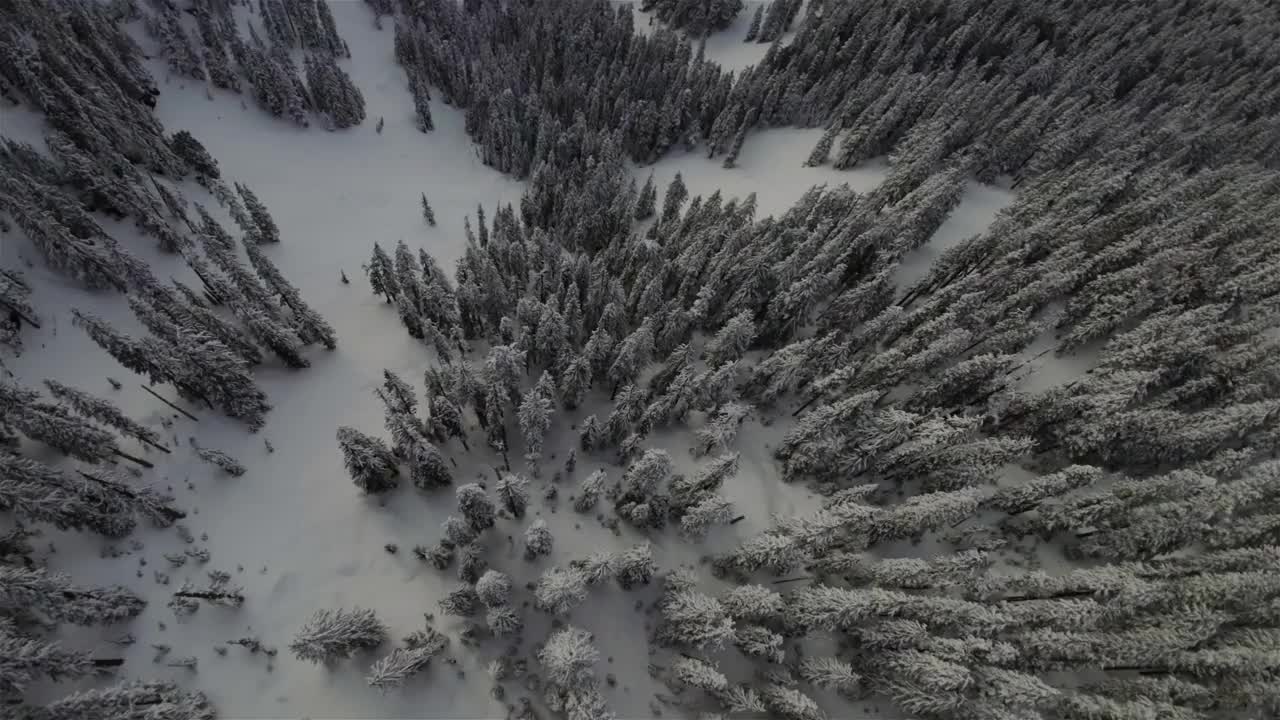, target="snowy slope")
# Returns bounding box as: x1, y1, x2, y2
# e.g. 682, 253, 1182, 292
1, 3, 1013, 718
